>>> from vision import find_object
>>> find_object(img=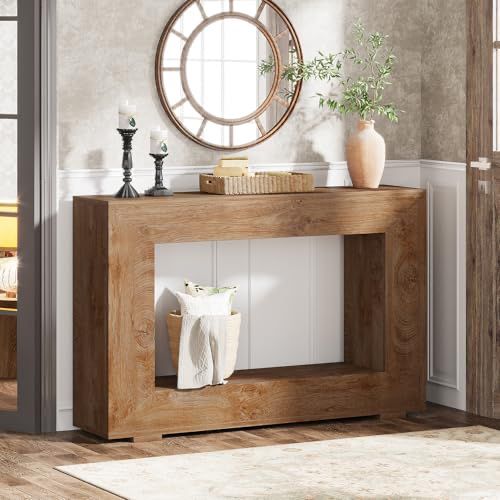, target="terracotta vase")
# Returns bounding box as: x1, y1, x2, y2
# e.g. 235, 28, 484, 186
346, 120, 386, 189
